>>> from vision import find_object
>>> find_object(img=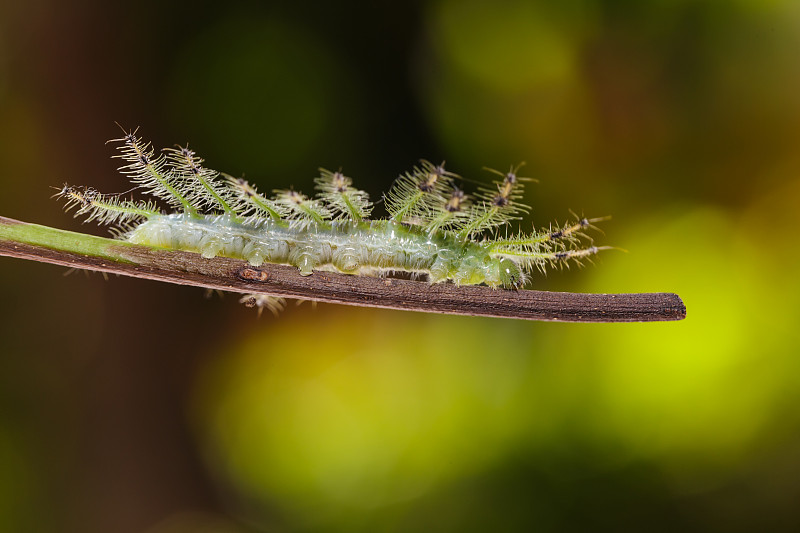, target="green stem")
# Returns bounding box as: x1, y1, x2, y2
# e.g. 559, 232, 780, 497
0, 218, 141, 262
